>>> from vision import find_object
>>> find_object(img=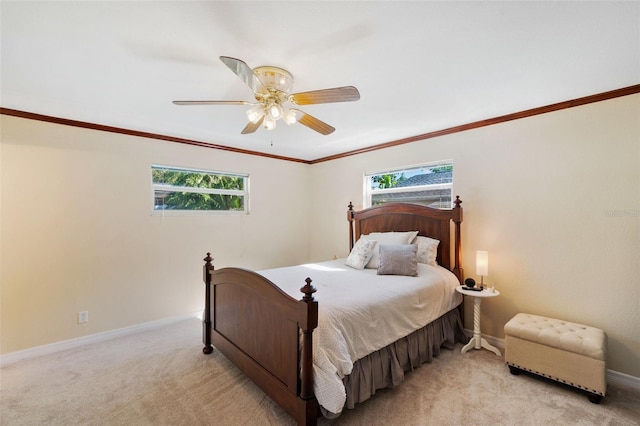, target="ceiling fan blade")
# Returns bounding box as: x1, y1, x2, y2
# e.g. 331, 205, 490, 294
291, 109, 335, 135
289, 86, 360, 105
219, 56, 266, 94
241, 116, 264, 134
172, 100, 251, 105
